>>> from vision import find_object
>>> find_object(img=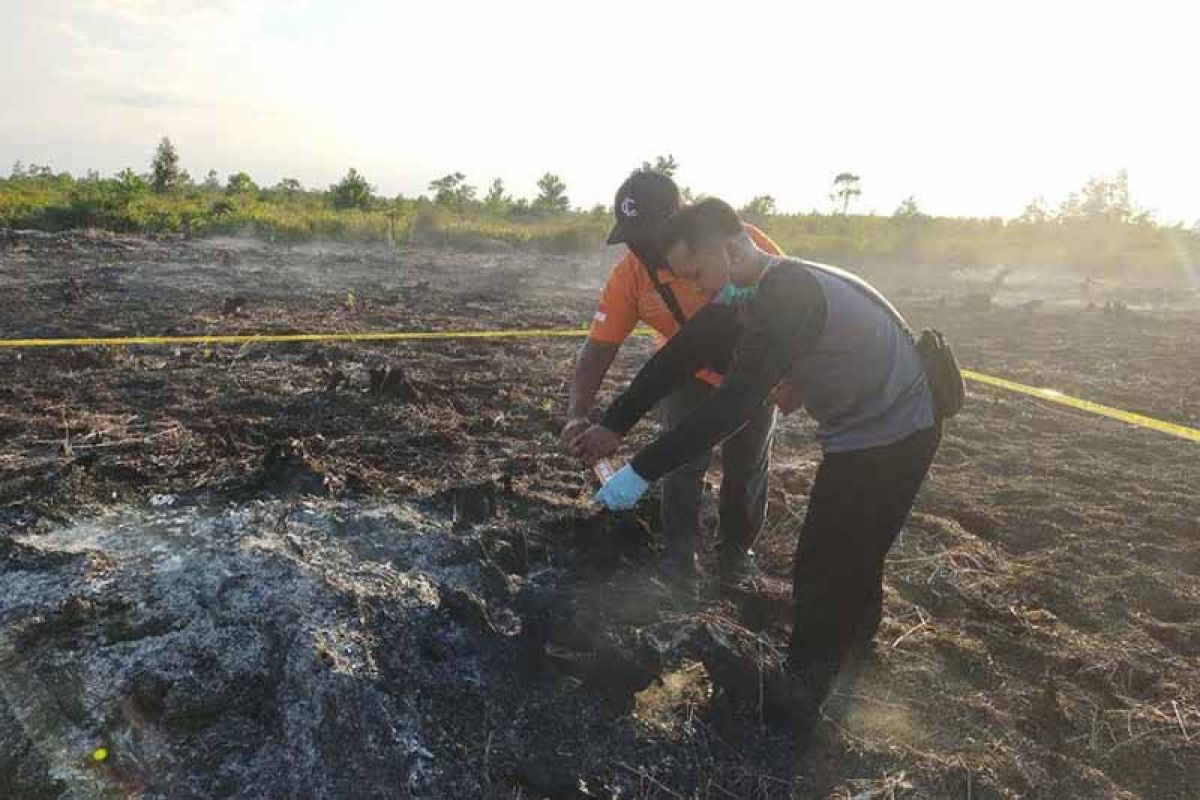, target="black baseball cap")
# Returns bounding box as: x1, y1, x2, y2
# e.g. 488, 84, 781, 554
605, 170, 682, 246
